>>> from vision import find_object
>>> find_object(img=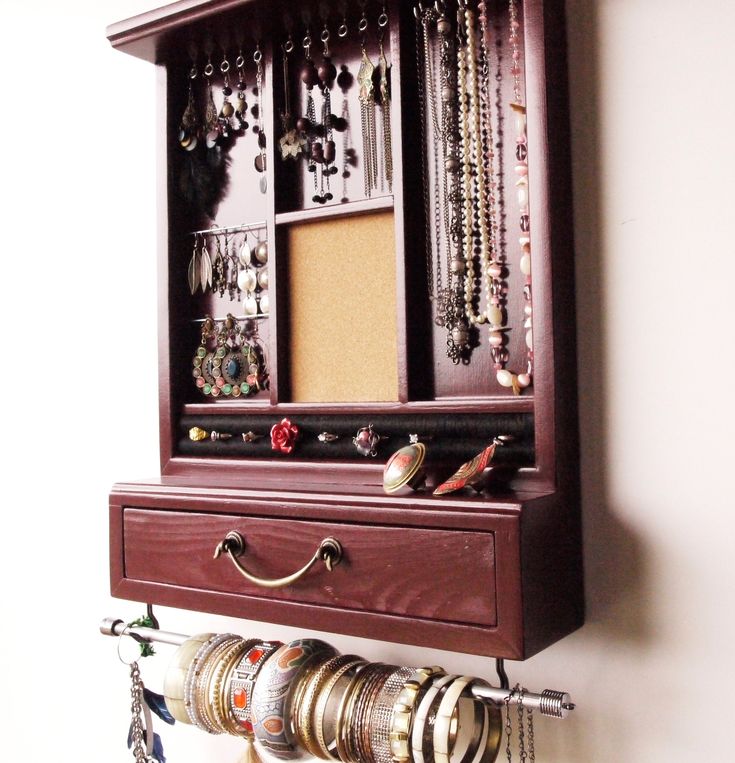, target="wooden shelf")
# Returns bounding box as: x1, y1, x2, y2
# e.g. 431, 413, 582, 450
275, 195, 394, 226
